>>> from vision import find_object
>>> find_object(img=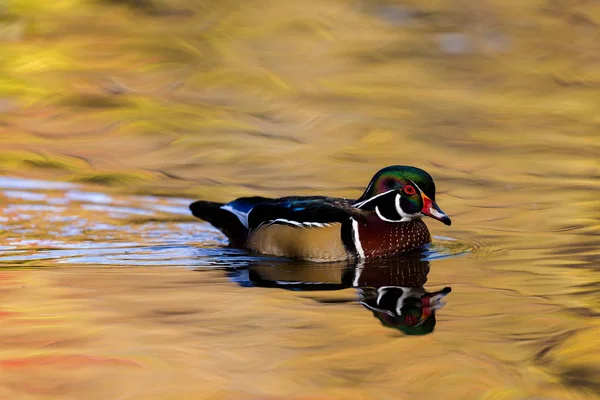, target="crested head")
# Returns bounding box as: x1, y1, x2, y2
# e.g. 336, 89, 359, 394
358, 165, 436, 202
354, 165, 451, 226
